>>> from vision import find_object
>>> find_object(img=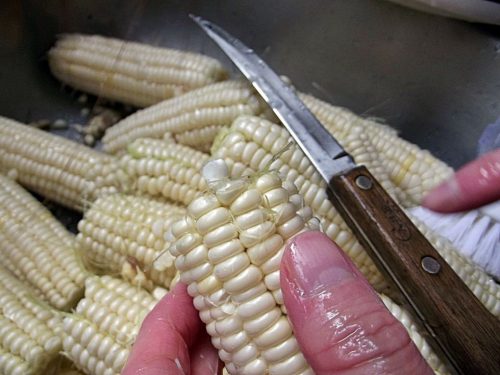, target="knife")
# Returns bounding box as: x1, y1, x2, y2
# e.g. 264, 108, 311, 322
191, 15, 500, 375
